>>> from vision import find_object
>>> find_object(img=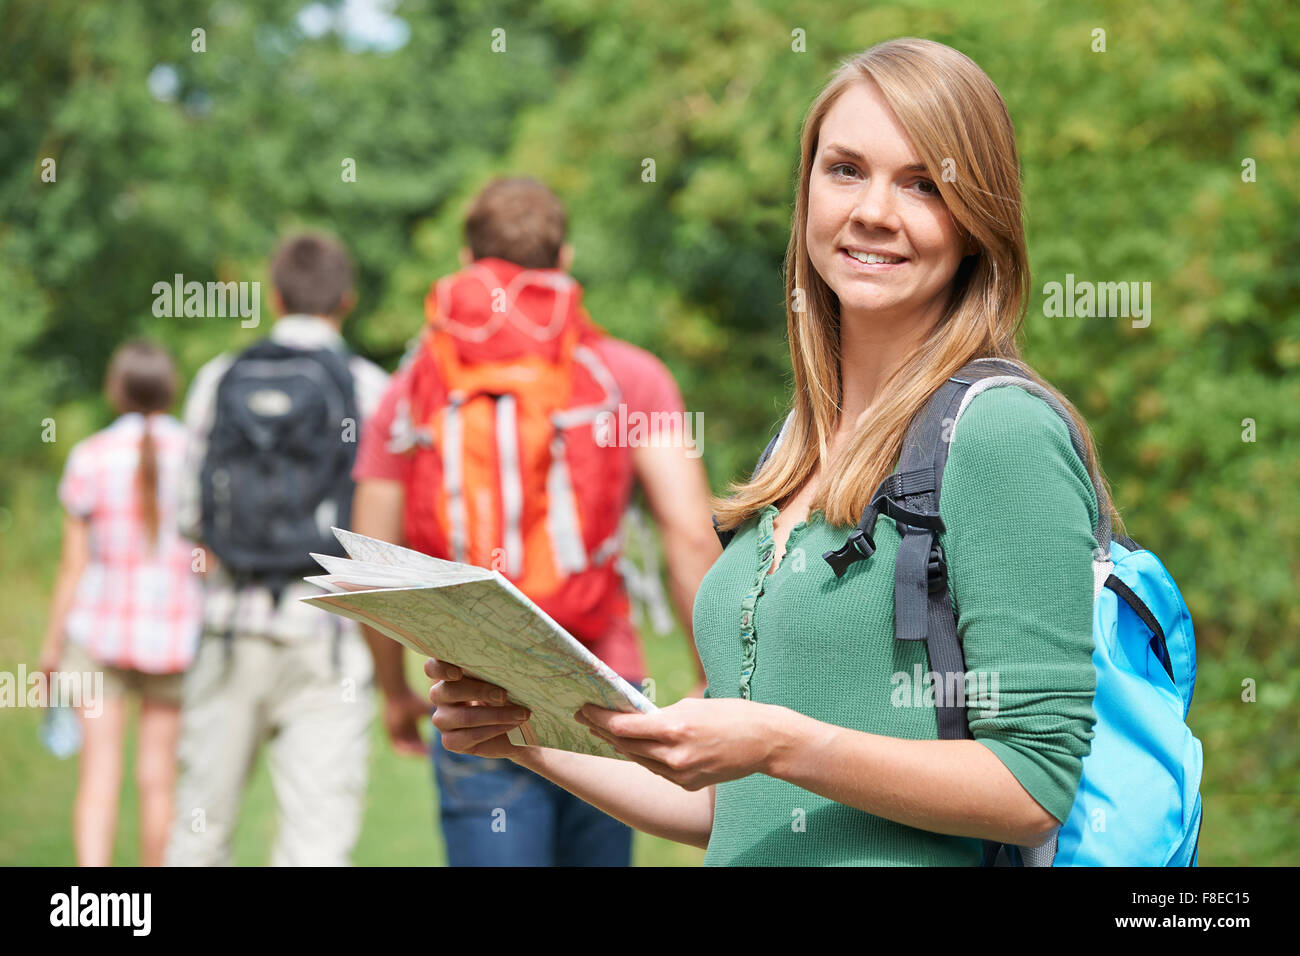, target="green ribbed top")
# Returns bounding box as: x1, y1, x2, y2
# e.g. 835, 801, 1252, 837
694, 385, 1101, 866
